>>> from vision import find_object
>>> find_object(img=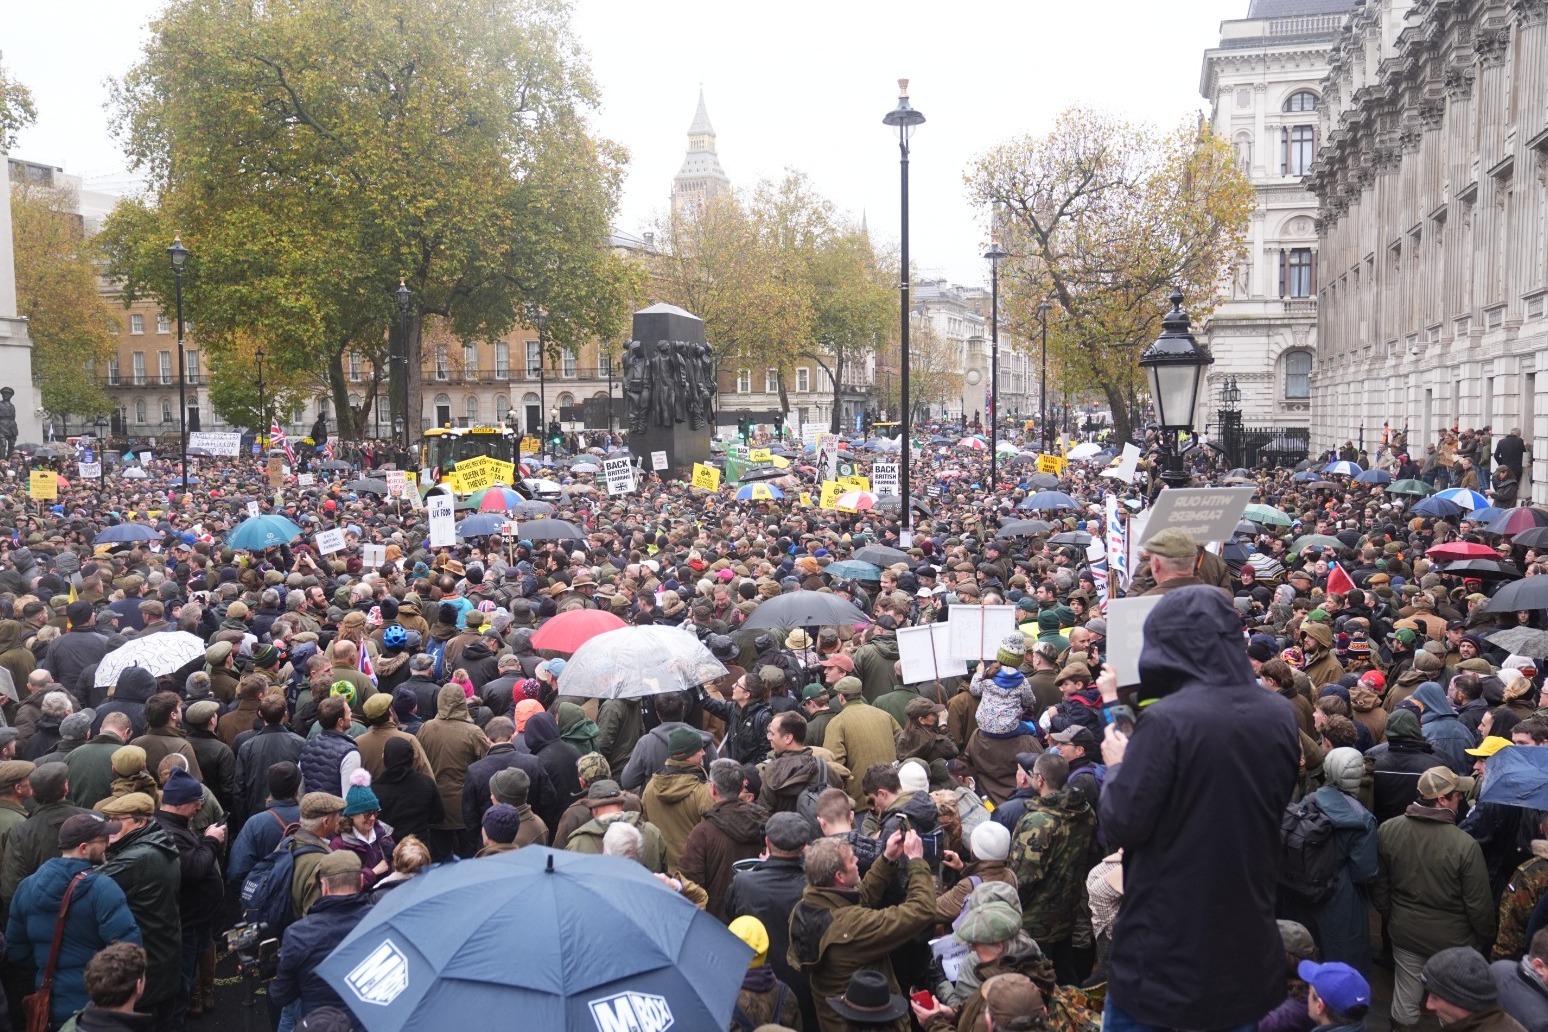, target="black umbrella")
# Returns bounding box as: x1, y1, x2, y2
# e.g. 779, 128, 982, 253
1027, 473, 1060, 490
873, 496, 932, 517
515, 518, 587, 541
739, 466, 786, 483
997, 519, 1053, 538
1511, 527, 1548, 550
1048, 531, 1093, 547
346, 478, 390, 495
740, 590, 872, 630
317, 460, 354, 471
1439, 559, 1519, 580
854, 544, 910, 567
1486, 577, 1548, 612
